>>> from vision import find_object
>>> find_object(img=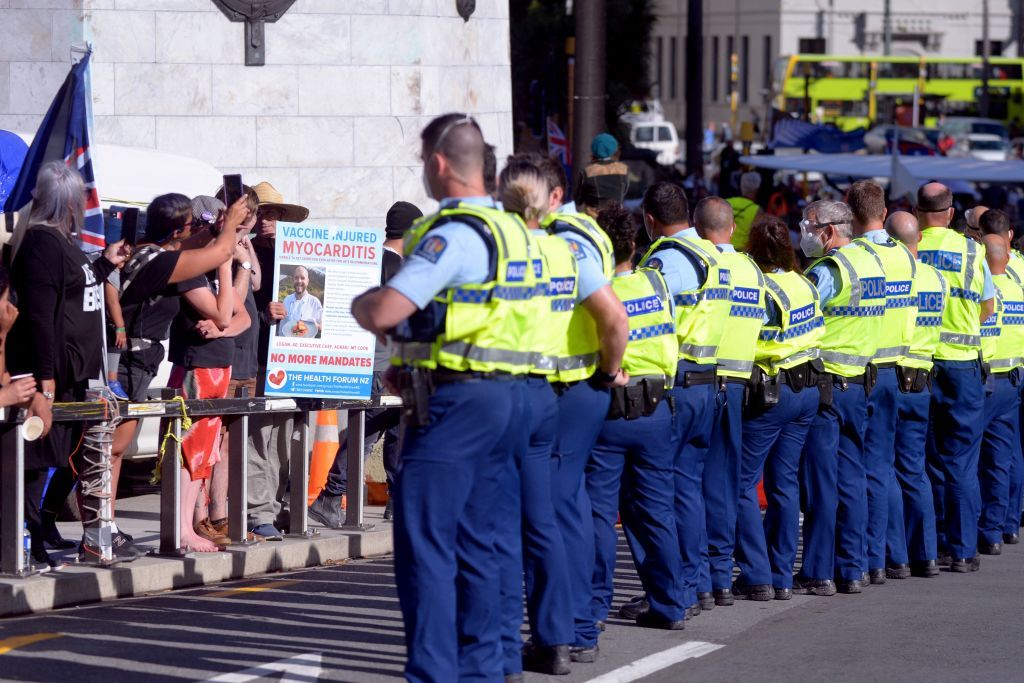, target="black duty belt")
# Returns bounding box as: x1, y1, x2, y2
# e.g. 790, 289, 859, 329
873, 361, 898, 370
677, 369, 717, 388
431, 369, 520, 385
